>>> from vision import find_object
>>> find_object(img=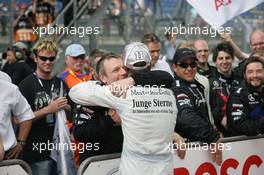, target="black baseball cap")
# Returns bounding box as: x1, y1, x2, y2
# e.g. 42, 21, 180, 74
173, 48, 197, 63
